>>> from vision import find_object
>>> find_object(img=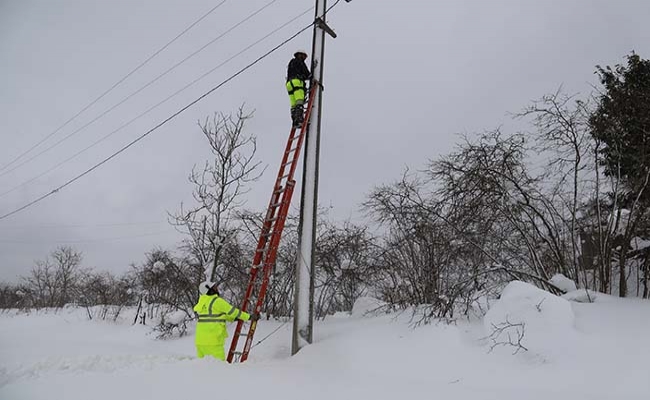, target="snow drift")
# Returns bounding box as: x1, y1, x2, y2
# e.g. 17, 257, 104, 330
2, 289, 650, 400
350, 296, 386, 317
483, 281, 578, 361
548, 273, 577, 293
